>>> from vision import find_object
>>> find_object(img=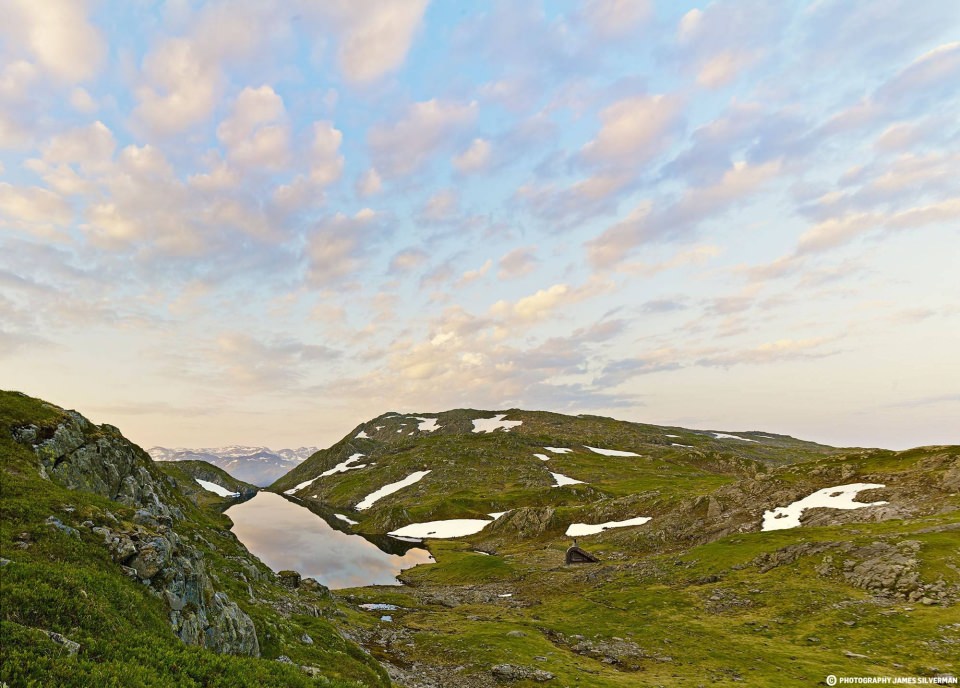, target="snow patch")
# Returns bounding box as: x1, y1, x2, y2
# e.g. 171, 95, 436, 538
388, 518, 493, 539
533, 453, 551, 461
334, 513, 359, 526
585, 445, 640, 457
488, 511, 508, 519
671, 443, 693, 448
565, 516, 651, 537
284, 477, 318, 495
356, 430, 369, 439
762, 483, 888, 531
472, 414, 522, 433
360, 603, 398, 611
414, 417, 440, 432
544, 447, 572, 453
356, 471, 432, 510
665, 435, 680, 438
712, 432, 757, 442
321, 453, 367, 477
550, 472, 585, 487
195, 479, 239, 497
